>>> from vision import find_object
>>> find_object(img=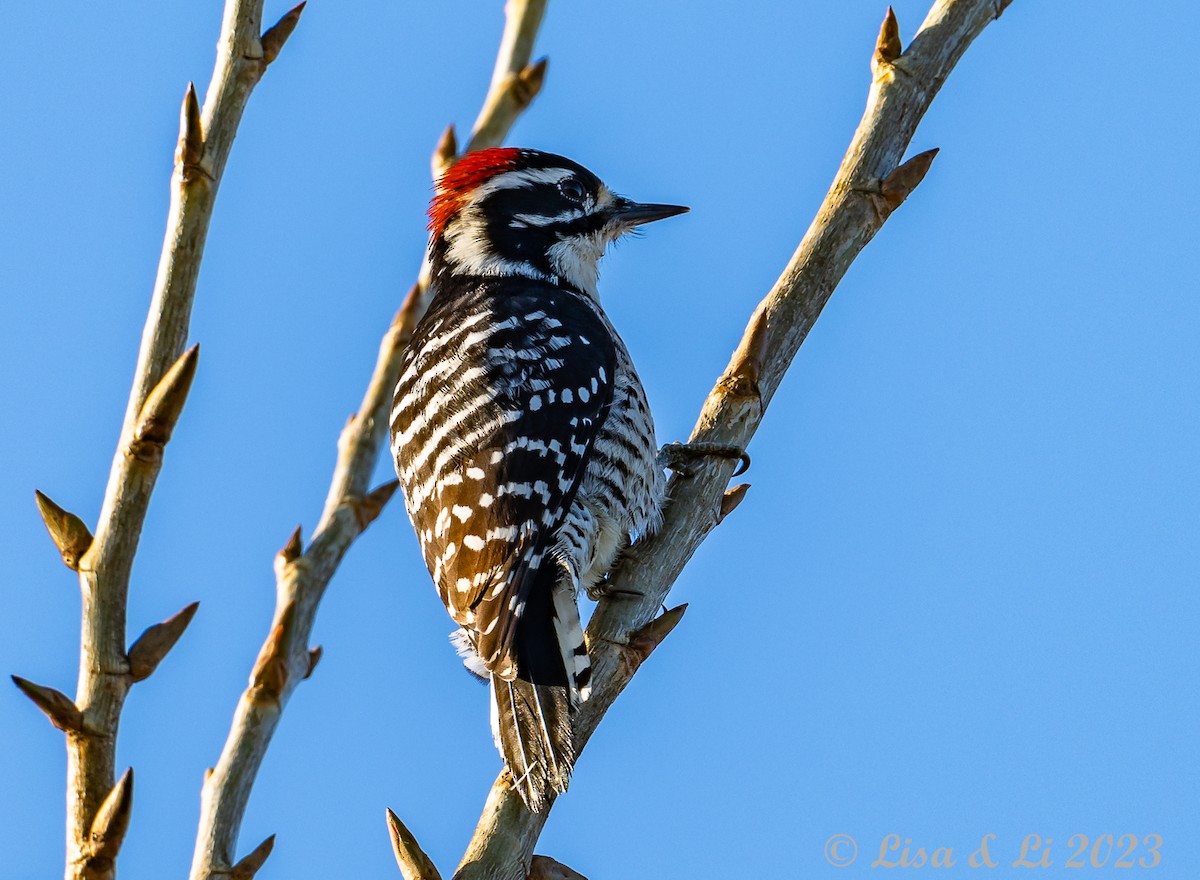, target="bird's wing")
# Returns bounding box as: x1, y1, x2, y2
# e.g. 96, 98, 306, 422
393, 280, 617, 680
